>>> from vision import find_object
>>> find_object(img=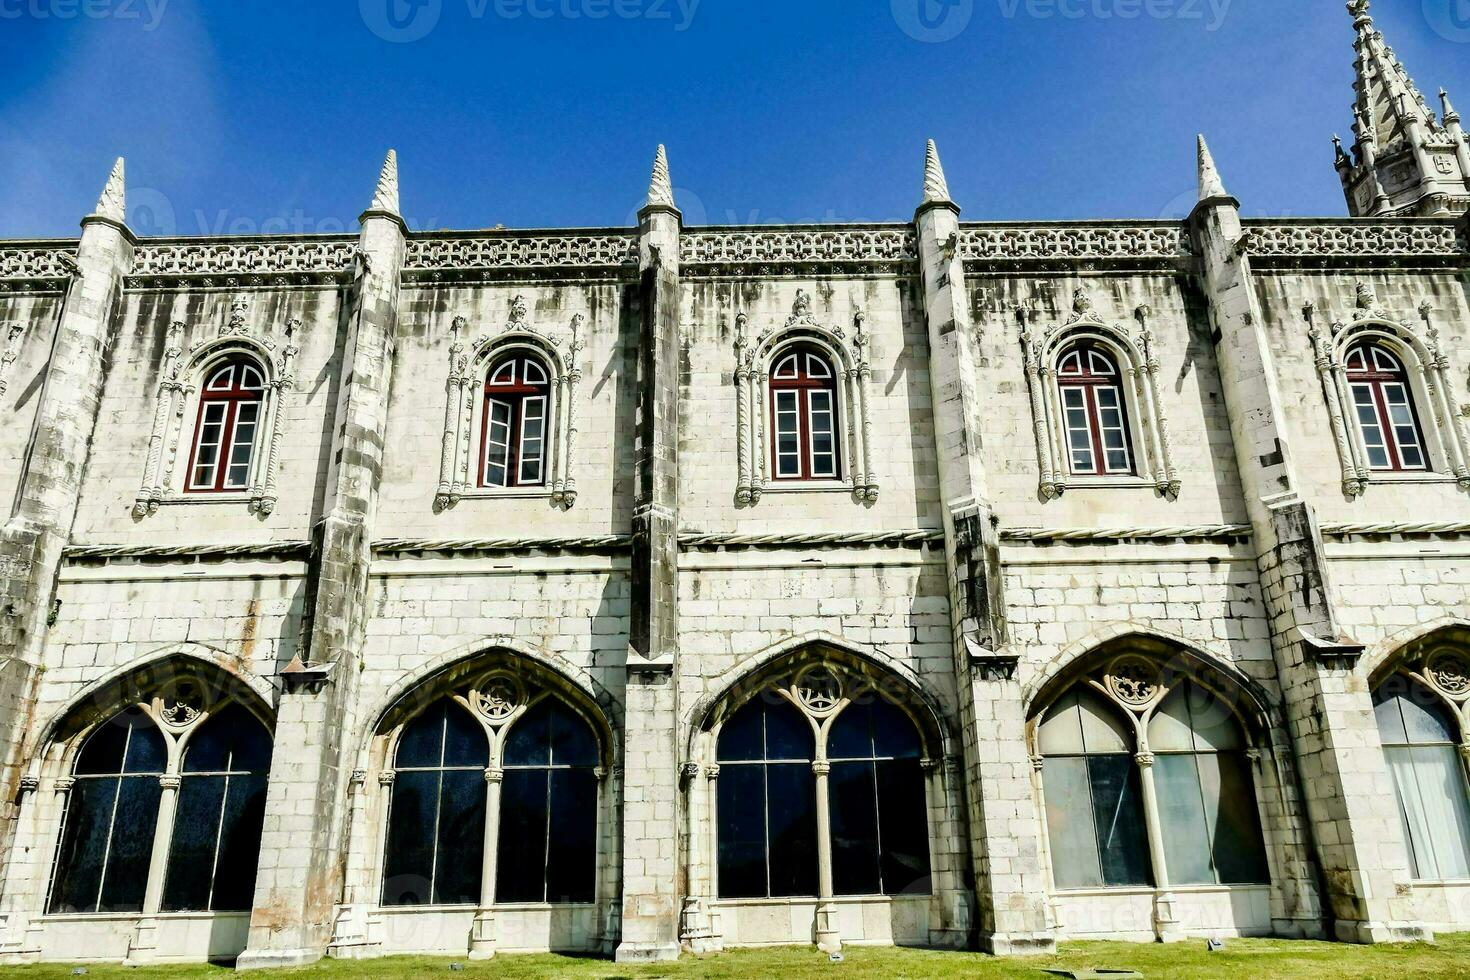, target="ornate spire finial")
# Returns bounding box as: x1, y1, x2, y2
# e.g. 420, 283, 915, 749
1442, 89, 1461, 124
1346, 0, 1370, 27
370, 149, 400, 215
922, 139, 952, 204
1197, 134, 1229, 201
646, 144, 675, 209
93, 157, 126, 222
